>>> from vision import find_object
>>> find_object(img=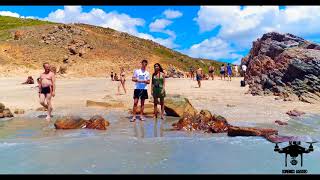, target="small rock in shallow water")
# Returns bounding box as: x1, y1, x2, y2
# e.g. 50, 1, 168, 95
286, 109, 305, 117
